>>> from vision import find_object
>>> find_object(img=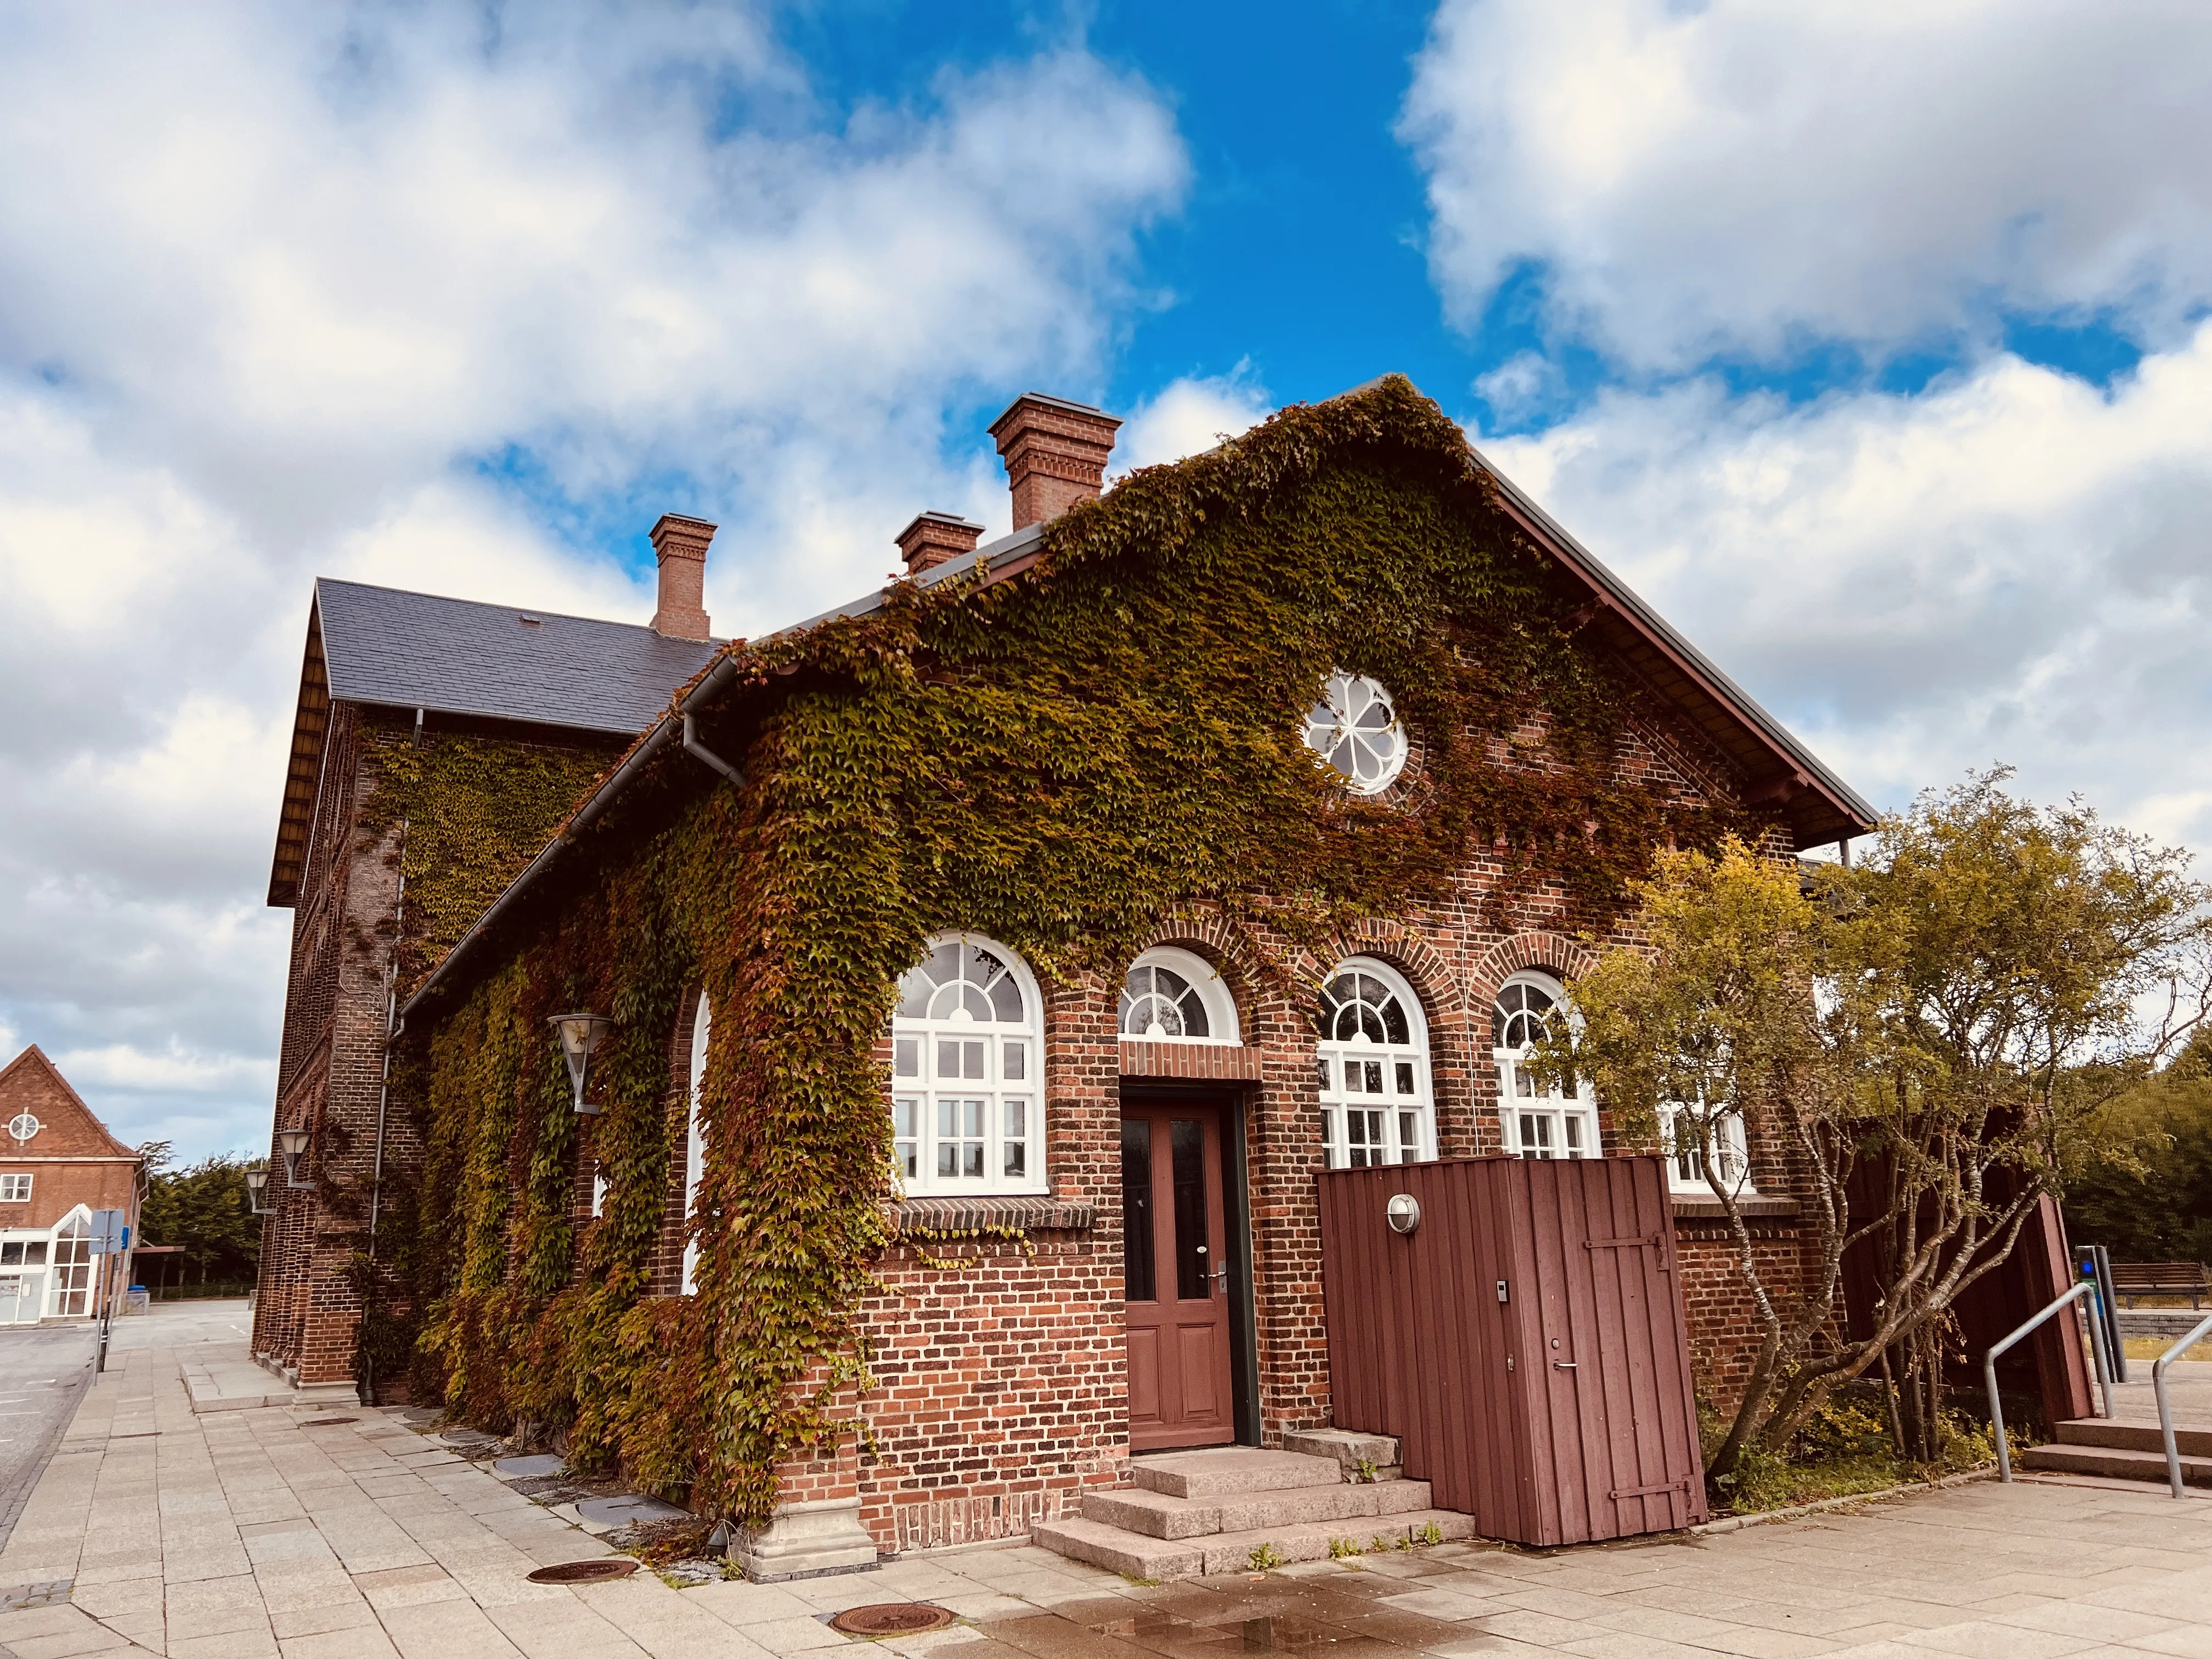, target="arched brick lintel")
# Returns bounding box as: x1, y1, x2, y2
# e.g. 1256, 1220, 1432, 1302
1468, 931, 1602, 1032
